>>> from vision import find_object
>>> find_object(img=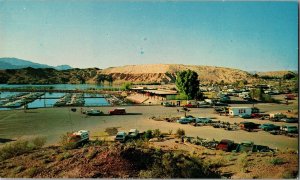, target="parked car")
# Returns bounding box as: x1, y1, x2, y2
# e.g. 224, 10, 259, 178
163, 102, 175, 107
239, 114, 252, 119
109, 108, 126, 115
177, 117, 194, 124
216, 139, 235, 152
259, 123, 280, 131
284, 94, 295, 100
115, 132, 127, 142
213, 102, 229, 106
235, 141, 255, 152
128, 129, 139, 138
281, 125, 298, 134
184, 104, 197, 108
195, 117, 213, 123
280, 118, 298, 123
86, 109, 104, 116
239, 122, 259, 131
68, 130, 89, 144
